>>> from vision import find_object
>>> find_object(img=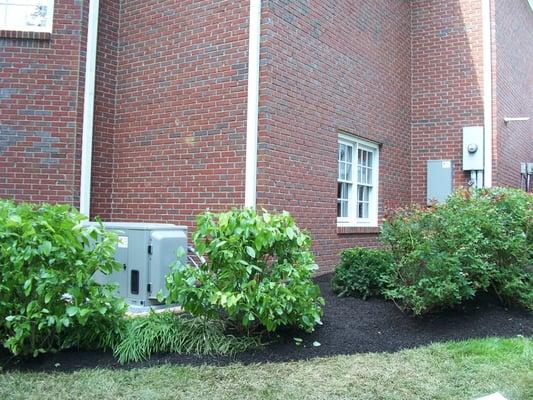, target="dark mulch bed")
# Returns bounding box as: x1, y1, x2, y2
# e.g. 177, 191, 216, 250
2, 273, 531, 372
